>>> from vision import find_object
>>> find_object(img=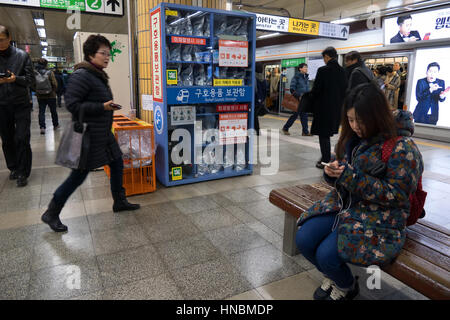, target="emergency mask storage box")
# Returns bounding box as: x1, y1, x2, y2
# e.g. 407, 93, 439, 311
150, 2, 256, 186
